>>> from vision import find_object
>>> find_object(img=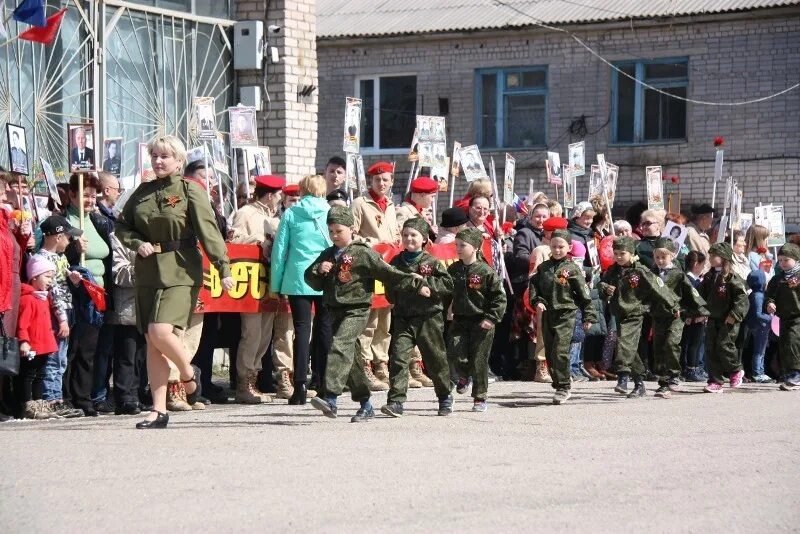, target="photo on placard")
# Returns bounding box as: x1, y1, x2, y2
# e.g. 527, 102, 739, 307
39, 157, 60, 207
568, 141, 585, 177
458, 144, 488, 182
662, 221, 688, 250
137, 142, 154, 181
646, 166, 664, 210
605, 163, 618, 208
195, 96, 217, 140
767, 205, 786, 247
186, 145, 211, 165
355, 155, 367, 193
739, 213, 753, 235
546, 151, 562, 184
432, 117, 446, 142
345, 153, 357, 191
68, 123, 96, 172
102, 138, 123, 177
562, 164, 575, 209
588, 164, 603, 204
451, 141, 461, 177
503, 154, 516, 205
730, 187, 743, 230
244, 147, 271, 178
432, 157, 450, 193
6, 124, 28, 175
212, 137, 228, 174
342, 97, 362, 153
229, 106, 258, 148
418, 141, 434, 167
586, 239, 599, 268
408, 128, 419, 162
433, 143, 447, 168
418, 116, 433, 141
